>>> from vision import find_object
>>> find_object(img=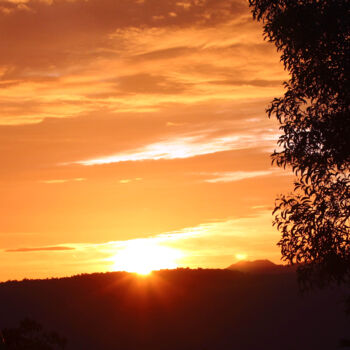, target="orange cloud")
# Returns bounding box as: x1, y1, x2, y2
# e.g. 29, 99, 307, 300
0, 0, 286, 125
203, 170, 273, 183
201, 168, 292, 183
119, 178, 142, 184
39, 178, 86, 184
74, 130, 277, 166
